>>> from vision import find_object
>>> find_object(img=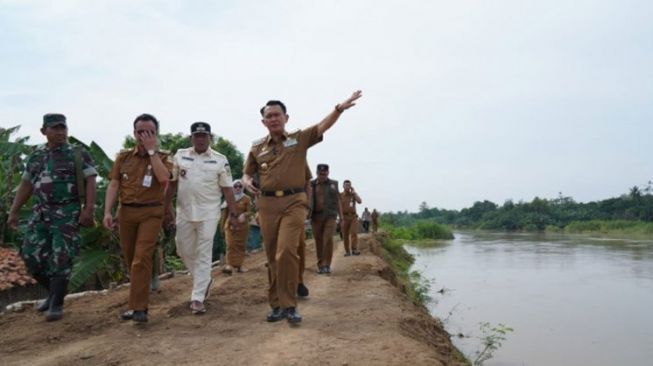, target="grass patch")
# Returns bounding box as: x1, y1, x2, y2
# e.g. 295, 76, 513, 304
383, 220, 454, 241
378, 234, 433, 305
